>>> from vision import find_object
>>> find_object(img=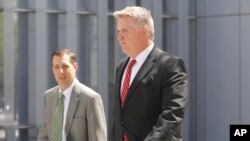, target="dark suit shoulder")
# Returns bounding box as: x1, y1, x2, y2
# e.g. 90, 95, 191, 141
154, 47, 181, 61
154, 47, 187, 73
